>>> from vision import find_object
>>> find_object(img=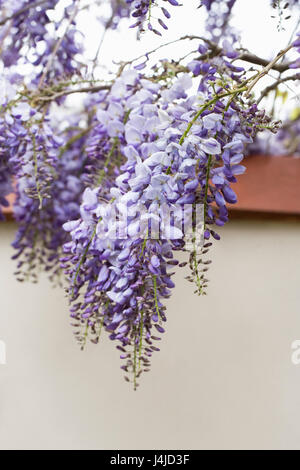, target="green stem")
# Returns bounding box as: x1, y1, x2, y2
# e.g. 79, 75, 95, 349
139, 230, 148, 259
